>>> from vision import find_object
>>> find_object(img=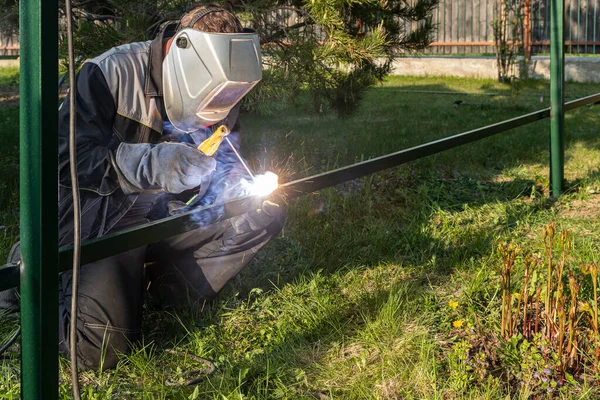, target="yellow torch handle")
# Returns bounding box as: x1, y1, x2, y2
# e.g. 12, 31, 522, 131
197, 125, 230, 156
